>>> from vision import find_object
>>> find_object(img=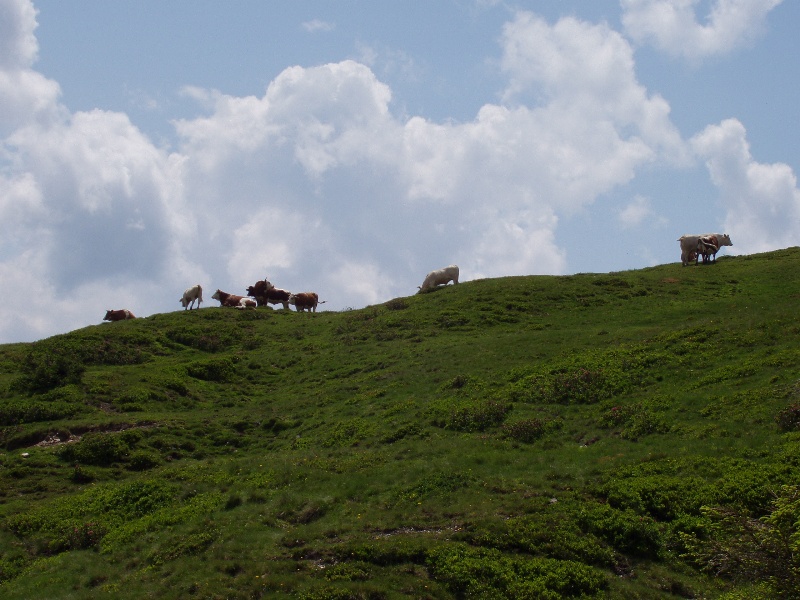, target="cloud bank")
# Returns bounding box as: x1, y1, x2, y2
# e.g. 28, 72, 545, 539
0, 0, 796, 343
